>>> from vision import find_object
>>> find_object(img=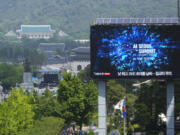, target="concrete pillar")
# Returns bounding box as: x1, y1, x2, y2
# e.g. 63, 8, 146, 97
166, 81, 174, 135
178, 0, 180, 23
98, 81, 107, 135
